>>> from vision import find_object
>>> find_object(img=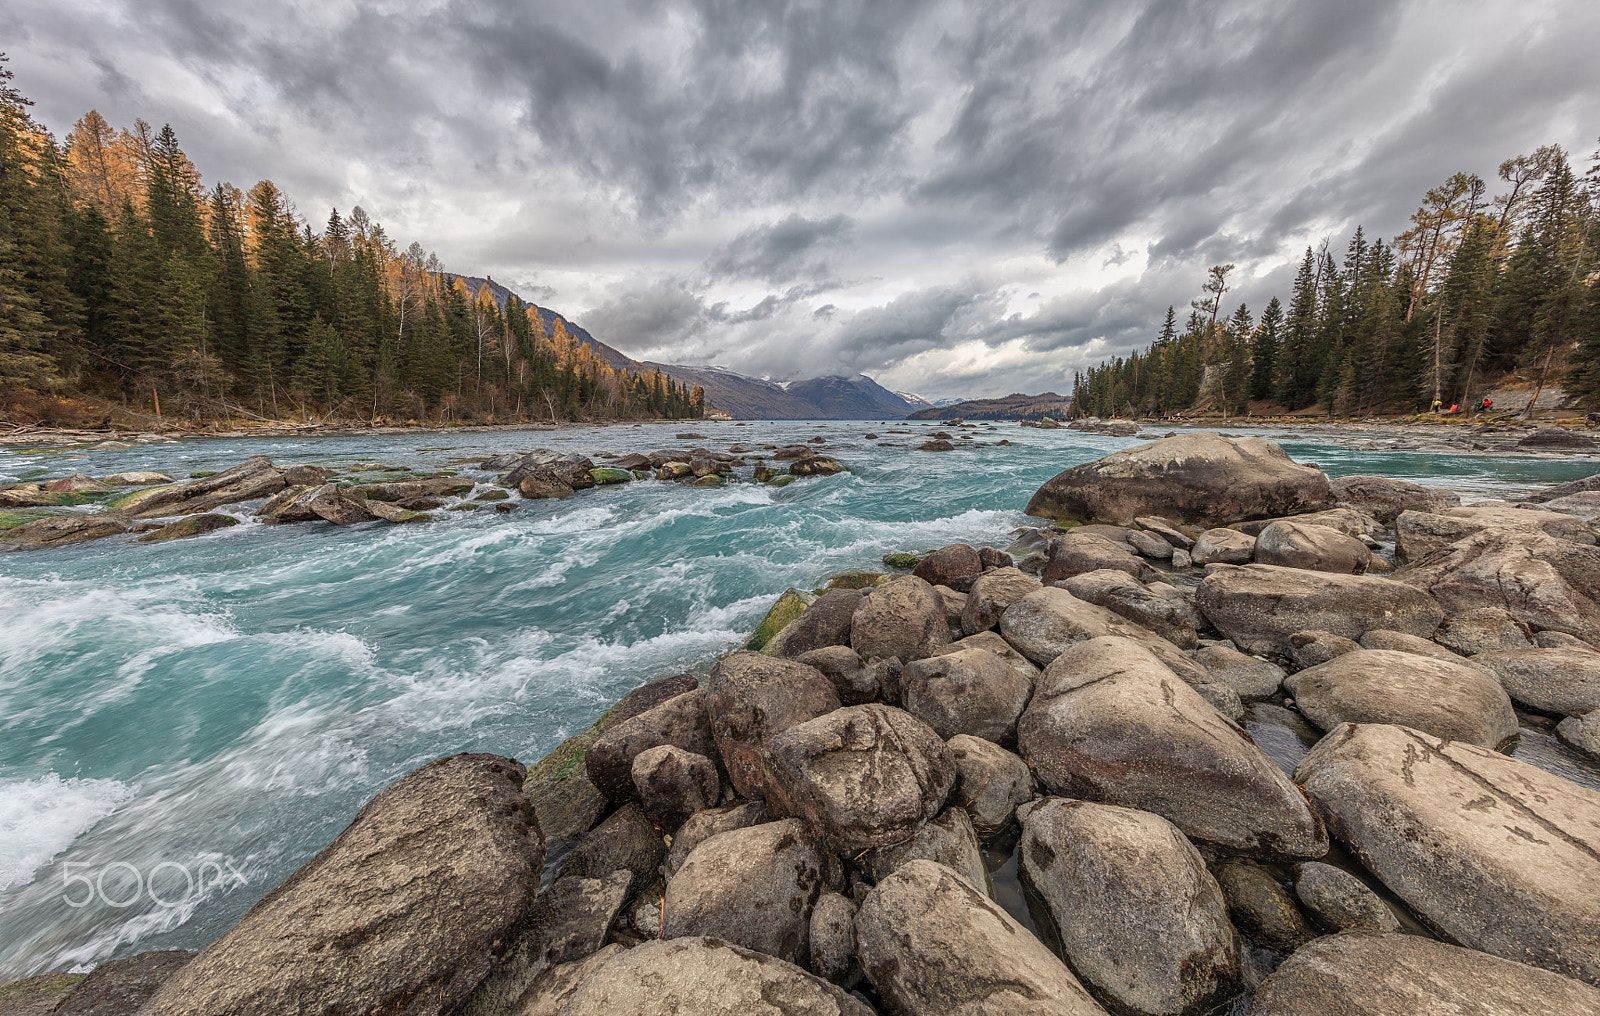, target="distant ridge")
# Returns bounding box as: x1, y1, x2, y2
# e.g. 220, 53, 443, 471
906, 392, 1078, 421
